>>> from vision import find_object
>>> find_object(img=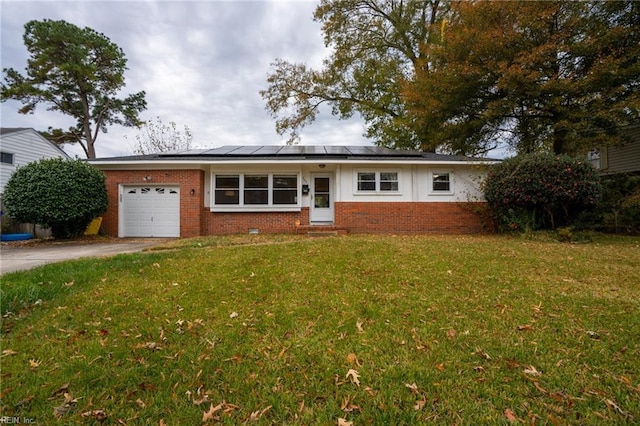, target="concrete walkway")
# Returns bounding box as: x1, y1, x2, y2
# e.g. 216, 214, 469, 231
0, 240, 165, 275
